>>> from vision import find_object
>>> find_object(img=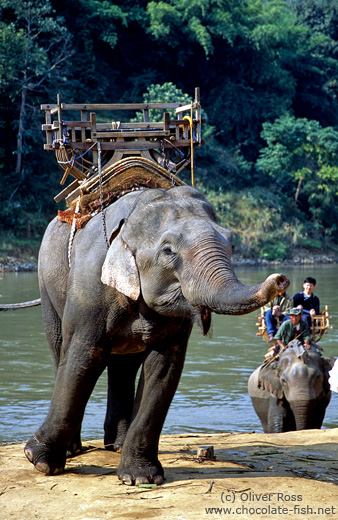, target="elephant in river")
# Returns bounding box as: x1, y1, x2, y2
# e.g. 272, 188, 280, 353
248, 347, 335, 433
24, 185, 289, 485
